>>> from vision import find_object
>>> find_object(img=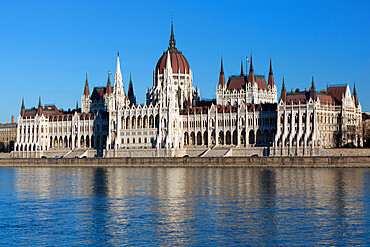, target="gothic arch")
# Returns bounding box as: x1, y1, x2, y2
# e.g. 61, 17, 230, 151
197, 132, 202, 145
218, 131, 224, 145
